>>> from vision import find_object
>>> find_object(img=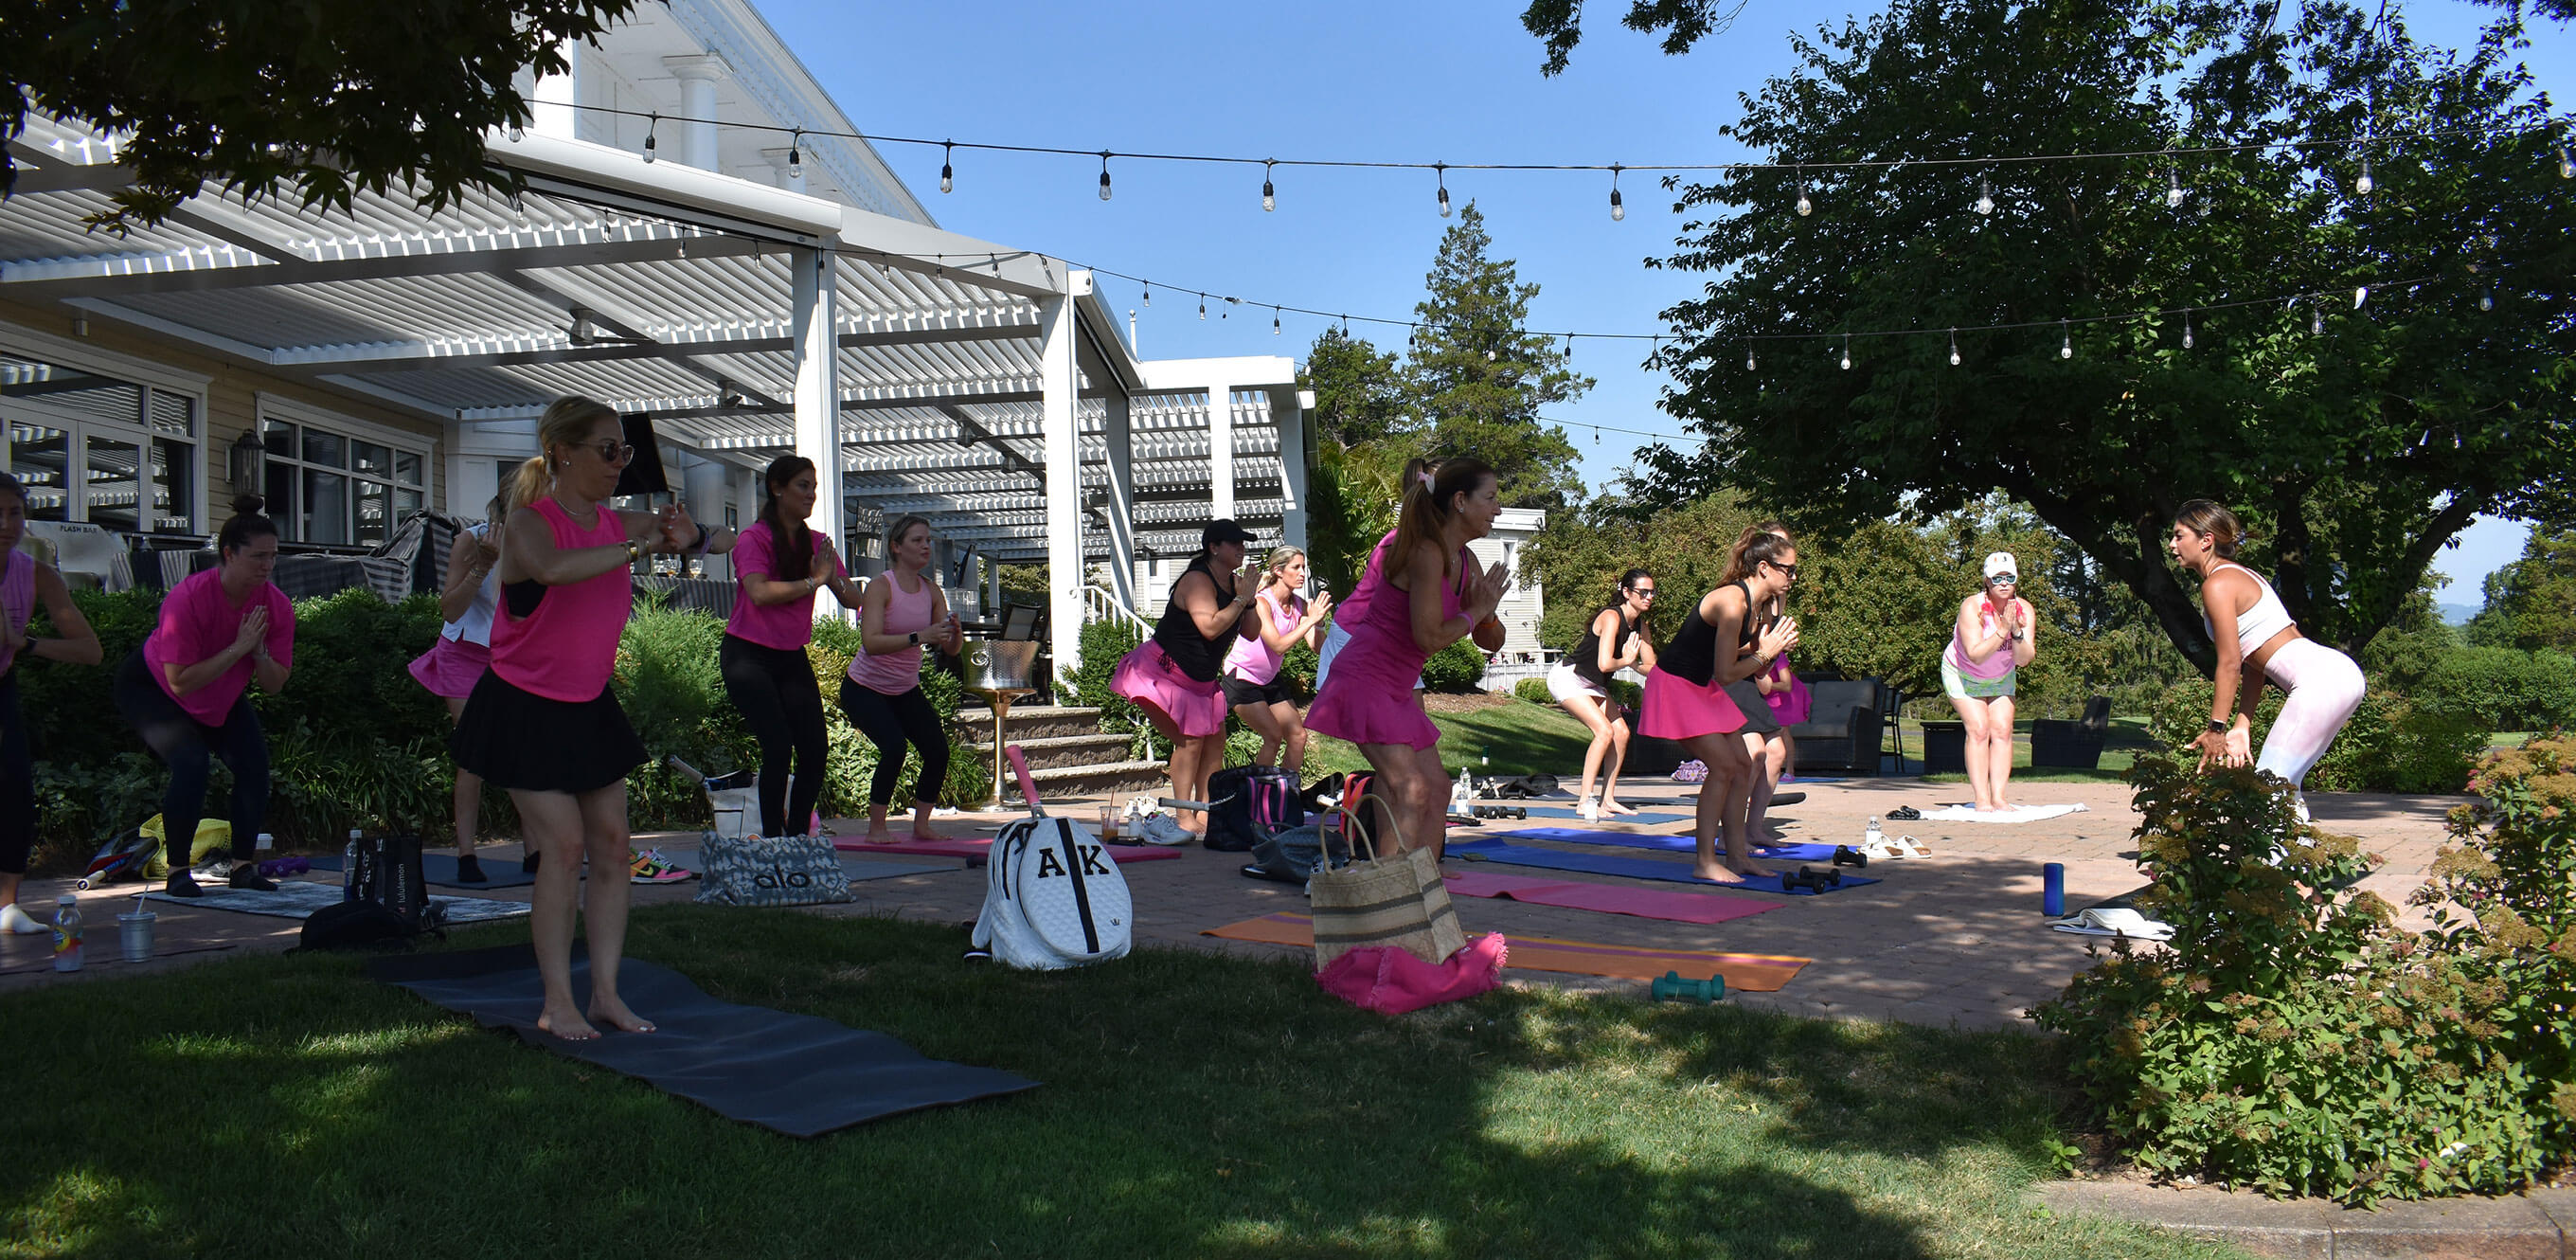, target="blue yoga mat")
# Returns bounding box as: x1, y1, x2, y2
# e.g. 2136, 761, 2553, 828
1514, 807, 1690, 825
1494, 828, 1844, 863
1448, 838, 1878, 896
371, 944, 1039, 1137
